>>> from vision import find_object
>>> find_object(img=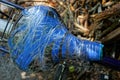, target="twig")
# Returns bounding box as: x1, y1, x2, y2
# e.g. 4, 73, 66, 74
74, 22, 89, 34
101, 21, 119, 37
101, 27, 120, 42
93, 3, 120, 22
